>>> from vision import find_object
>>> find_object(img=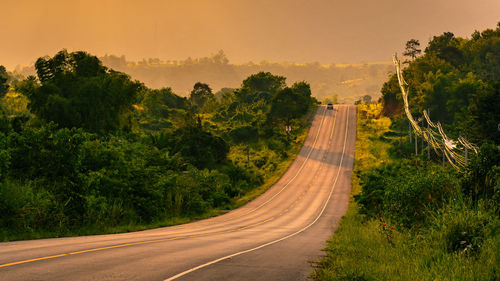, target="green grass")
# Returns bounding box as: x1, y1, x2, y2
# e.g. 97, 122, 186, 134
312, 104, 499, 281
313, 203, 499, 281
351, 104, 392, 193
